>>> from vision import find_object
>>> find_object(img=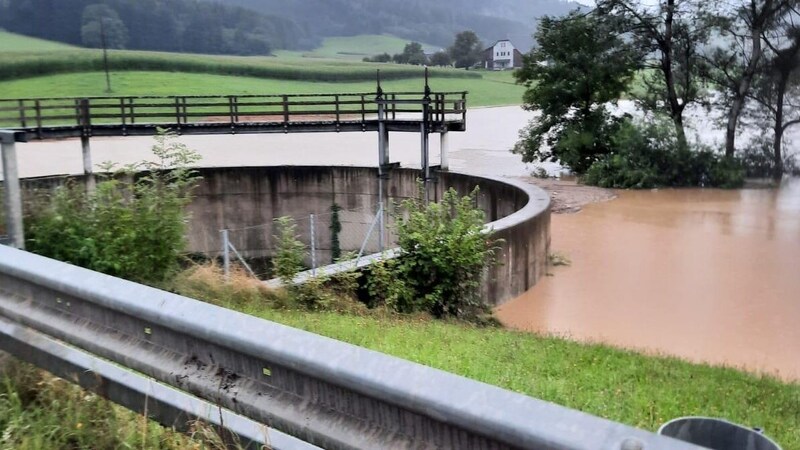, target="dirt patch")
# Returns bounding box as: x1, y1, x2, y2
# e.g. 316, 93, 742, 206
518, 177, 616, 213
